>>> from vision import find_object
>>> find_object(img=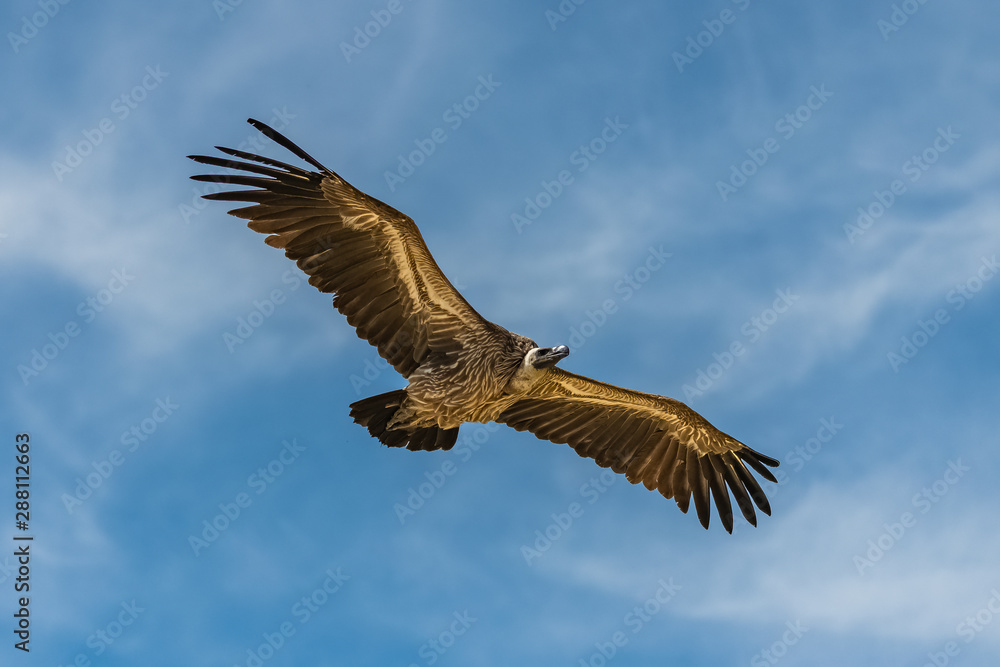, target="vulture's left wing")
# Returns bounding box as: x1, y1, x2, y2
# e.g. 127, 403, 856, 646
497, 369, 778, 532
188, 119, 497, 379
